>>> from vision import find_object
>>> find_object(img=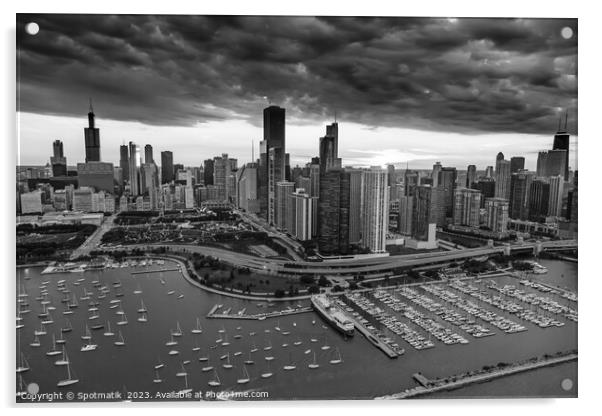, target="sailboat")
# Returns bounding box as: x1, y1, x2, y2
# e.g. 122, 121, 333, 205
168, 349, 179, 356
198, 351, 209, 362
16, 352, 30, 373
237, 366, 250, 384
172, 321, 183, 337
178, 374, 193, 395
275, 321, 281, 331
114, 331, 125, 346
308, 351, 320, 369
68, 294, 78, 309
104, 321, 114, 336
154, 356, 164, 370
260, 360, 273, 379
117, 313, 128, 326
30, 334, 41, 347
81, 324, 92, 340
133, 283, 142, 295
191, 317, 203, 334
137, 299, 147, 313
63, 303, 74, 315
250, 343, 259, 353
244, 351, 255, 365
293, 336, 302, 346
34, 322, 46, 336
263, 339, 272, 351
221, 334, 230, 347
222, 353, 233, 369
46, 334, 62, 356
329, 347, 342, 365
57, 361, 79, 387
56, 331, 66, 344
208, 369, 221, 387
153, 369, 163, 383
55, 347, 69, 366
321, 335, 331, 351
176, 362, 188, 377
283, 352, 296, 371
166, 333, 178, 347
61, 319, 72, 333
234, 351, 242, 357
137, 313, 148, 323
201, 355, 213, 371
218, 325, 226, 334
